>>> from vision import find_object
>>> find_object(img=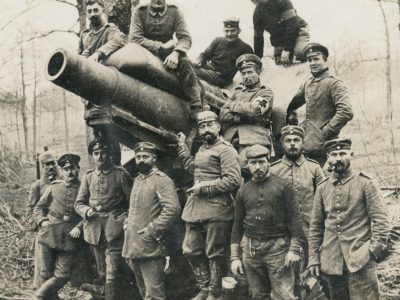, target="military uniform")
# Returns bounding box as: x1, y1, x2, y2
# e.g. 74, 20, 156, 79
129, 3, 203, 111
253, 0, 309, 62
123, 163, 181, 300
74, 165, 132, 295
178, 123, 241, 299
79, 23, 126, 59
